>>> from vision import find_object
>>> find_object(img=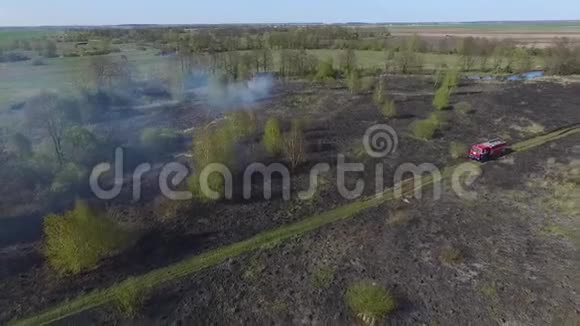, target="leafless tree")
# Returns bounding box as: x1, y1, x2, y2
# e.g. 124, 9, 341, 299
25, 93, 66, 165
284, 120, 306, 170
88, 55, 131, 89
